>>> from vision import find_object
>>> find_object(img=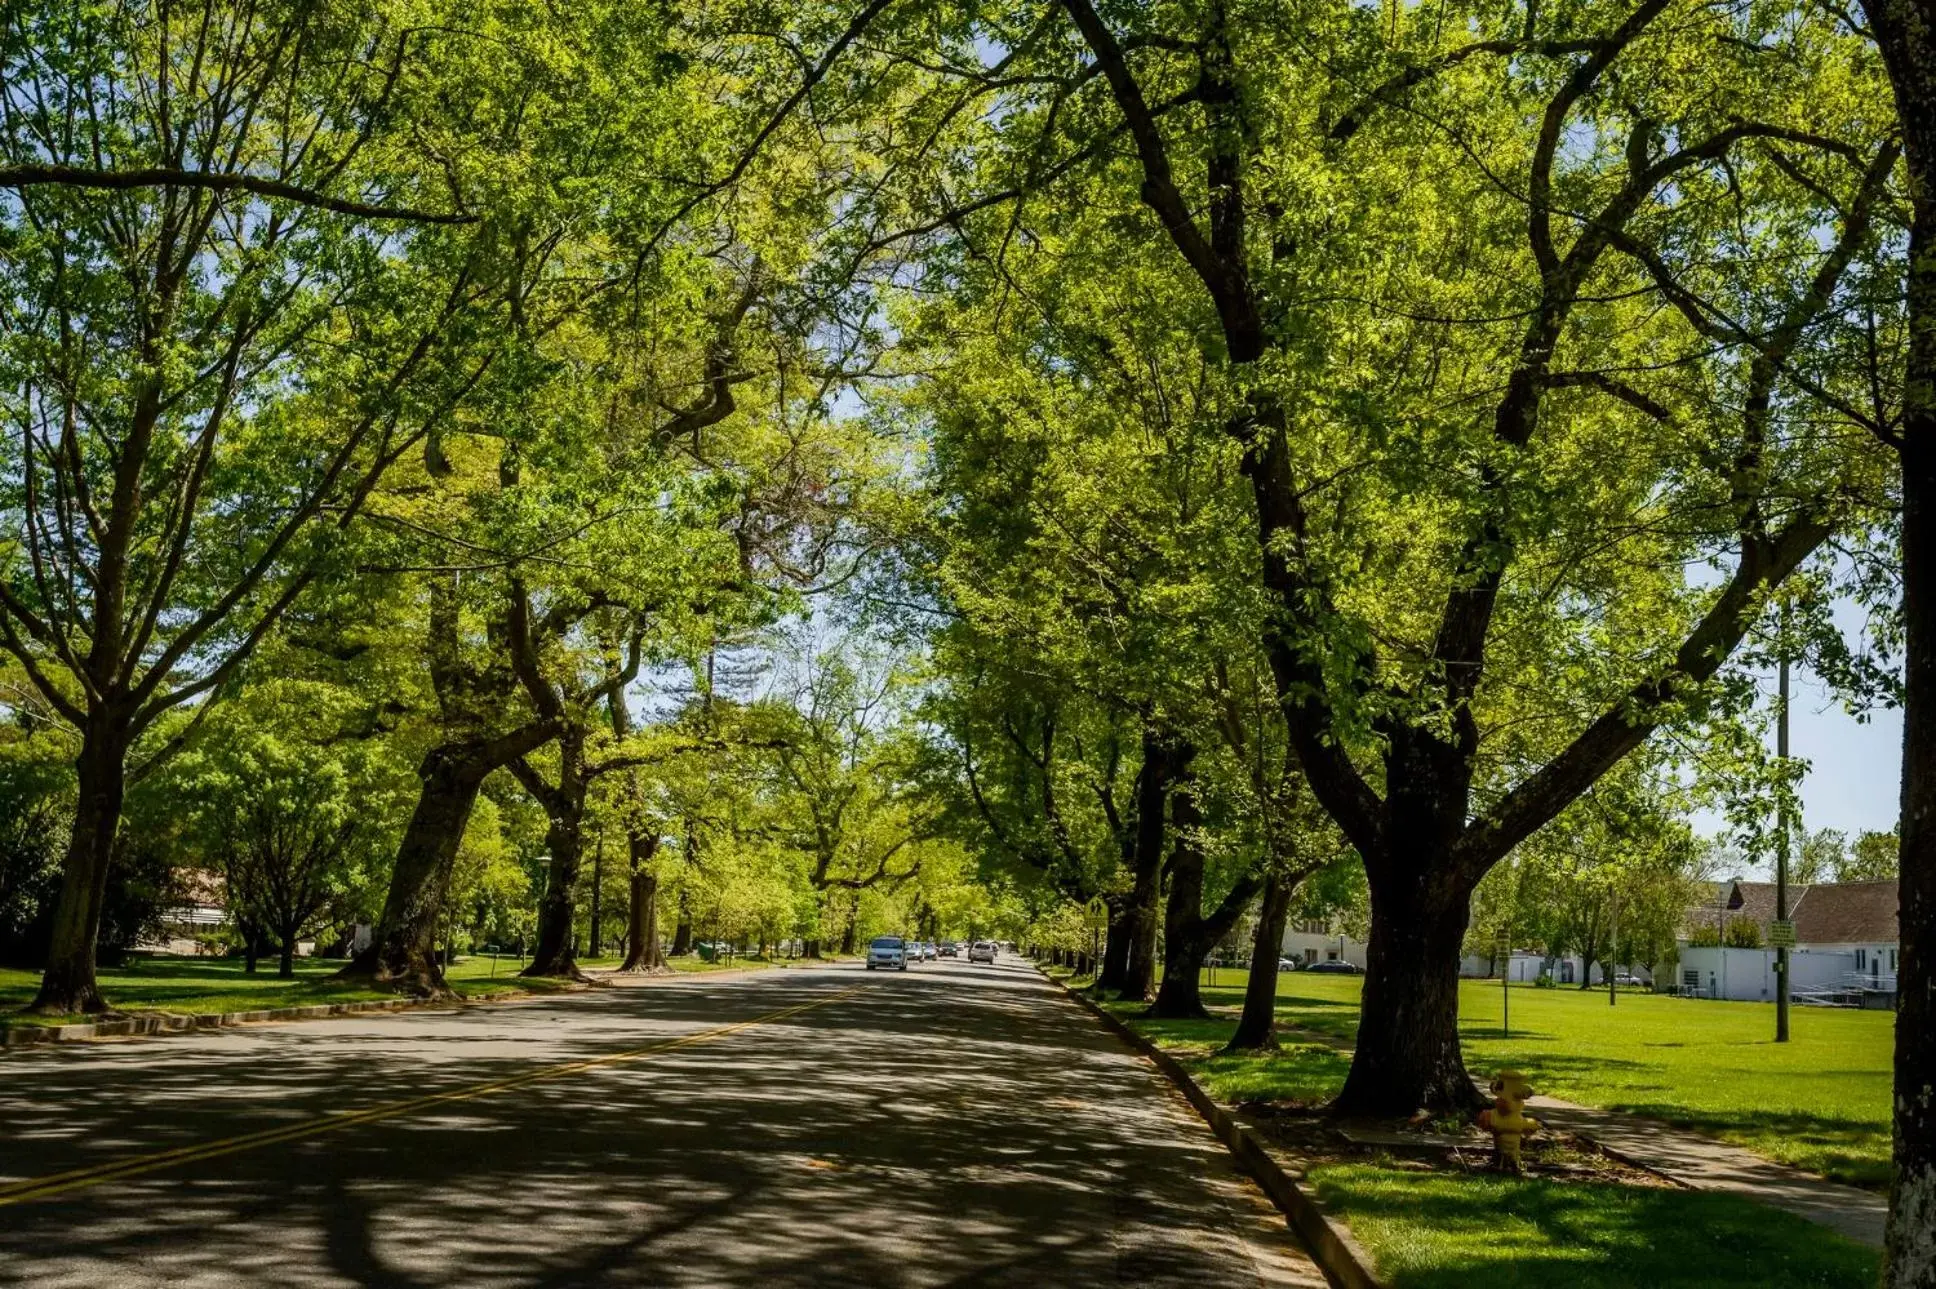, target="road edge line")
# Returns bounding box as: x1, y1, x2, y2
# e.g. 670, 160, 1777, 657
1038, 966, 1385, 1289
